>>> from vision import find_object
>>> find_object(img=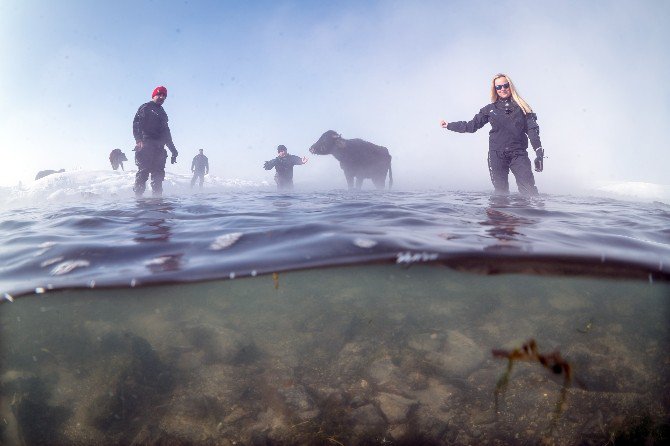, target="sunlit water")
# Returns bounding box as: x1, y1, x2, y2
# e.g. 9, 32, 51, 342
1, 189, 669, 445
